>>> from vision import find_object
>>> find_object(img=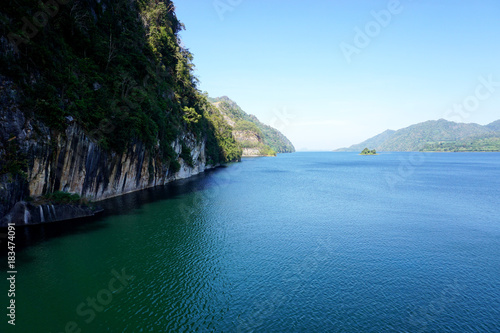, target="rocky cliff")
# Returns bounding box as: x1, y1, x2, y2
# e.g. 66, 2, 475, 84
26, 120, 208, 201
0, 0, 243, 225
0, 76, 216, 225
